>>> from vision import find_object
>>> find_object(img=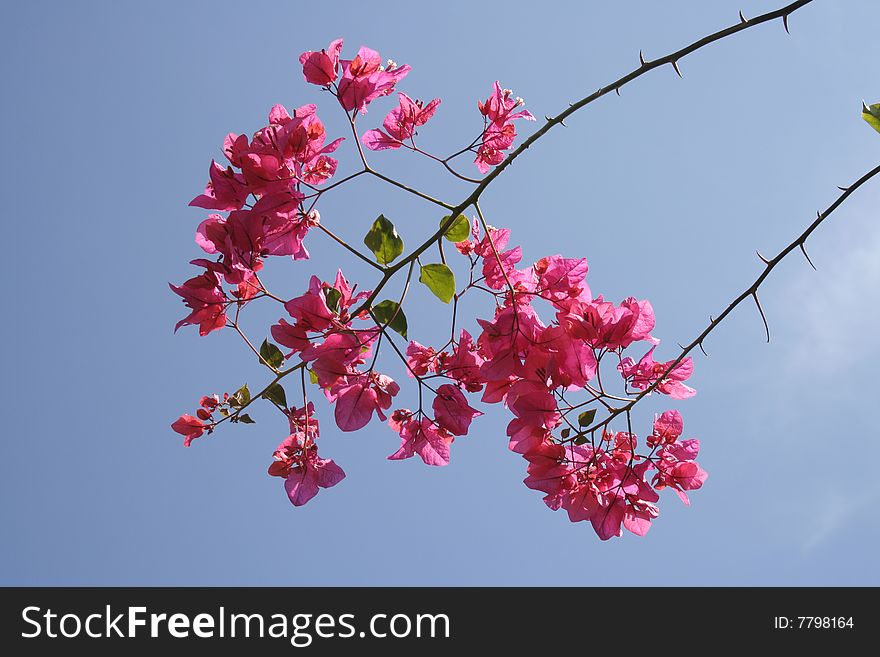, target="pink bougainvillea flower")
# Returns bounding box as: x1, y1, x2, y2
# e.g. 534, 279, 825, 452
473, 82, 535, 173
331, 372, 400, 432
193, 211, 266, 284
273, 104, 345, 171
303, 330, 379, 389
283, 275, 336, 331
405, 340, 439, 376
362, 92, 441, 150
170, 266, 227, 336
268, 433, 345, 507
299, 38, 344, 86
171, 414, 206, 447
474, 141, 506, 174
189, 160, 249, 211
623, 500, 660, 536
648, 410, 684, 447
432, 384, 482, 436
437, 329, 485, 392
199, 395, 220, 412
561, 296, 656, 350
226, 129, 293, 195
471, 226, 536, 294
388, 415, 453, 466
653, 438, 707, 505
505, 380, 560, 429
476, 305, 544, 381
479, 81, 536, 127
336, 46, 411, 113
250, 192, 314, 260
618, 348, 696, 399
524, 325, 597, 389
523, 439, 572, 501
507, 418, 550, 455
283, 269, 371, 330
193, 195, 315, 281
196, 393, 222, 421
270, 318, 310, 356
533, 255, 590, 307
